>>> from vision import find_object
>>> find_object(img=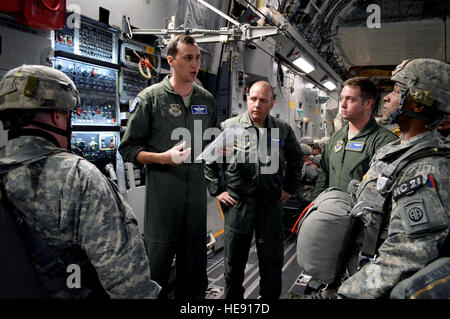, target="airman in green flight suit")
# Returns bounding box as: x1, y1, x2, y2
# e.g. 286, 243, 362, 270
119, 35, 218, 299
